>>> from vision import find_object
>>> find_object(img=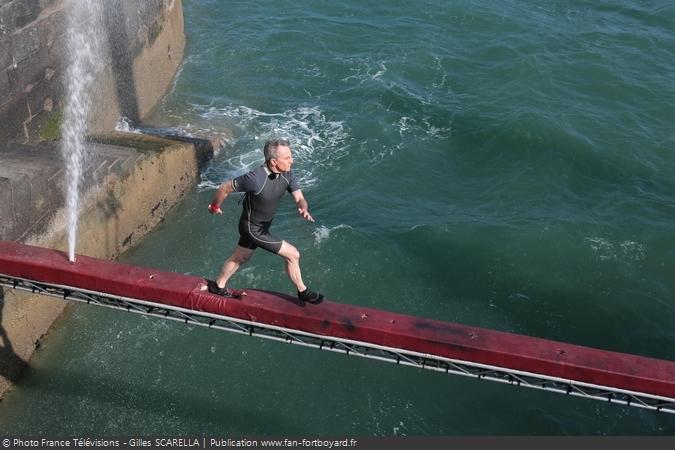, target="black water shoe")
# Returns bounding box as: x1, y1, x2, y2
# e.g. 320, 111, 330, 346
298, 288, 324, 304
206, 279, 245, 298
